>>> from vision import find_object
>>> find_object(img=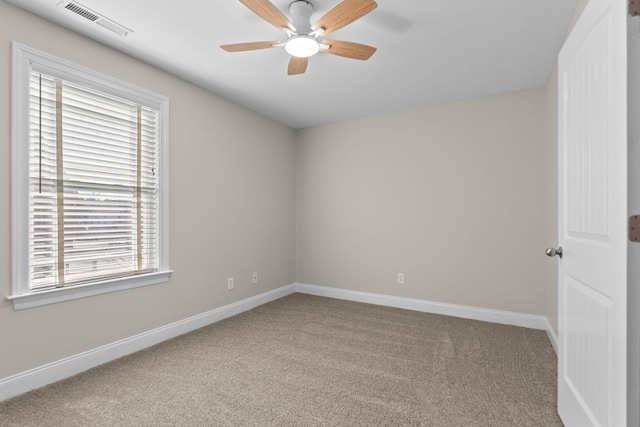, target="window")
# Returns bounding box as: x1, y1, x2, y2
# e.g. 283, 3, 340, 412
10, 43, 171, 310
